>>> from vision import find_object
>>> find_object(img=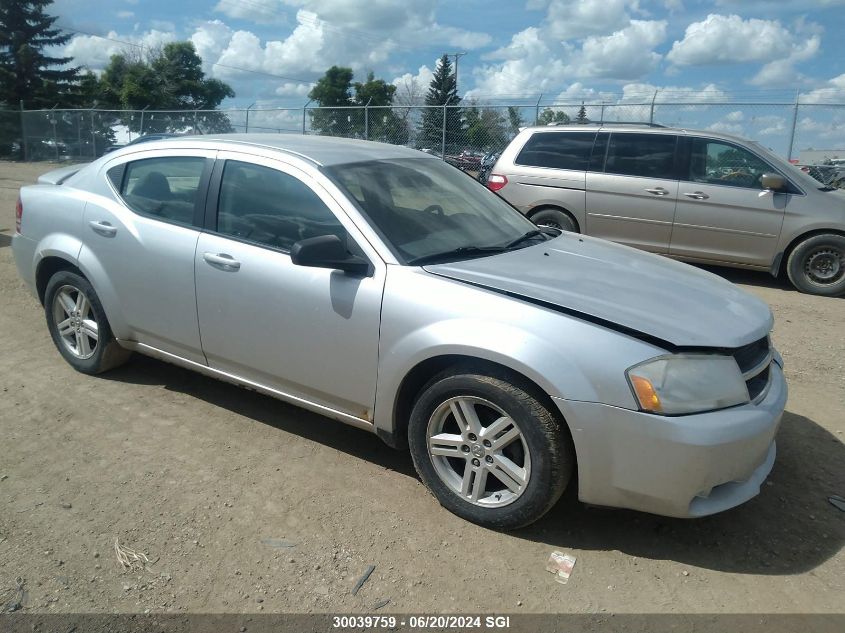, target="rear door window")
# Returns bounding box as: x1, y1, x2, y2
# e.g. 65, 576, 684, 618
605, 133, 678, 179
515, 132, 596, 170
118, 156, 207, 226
